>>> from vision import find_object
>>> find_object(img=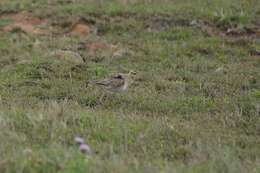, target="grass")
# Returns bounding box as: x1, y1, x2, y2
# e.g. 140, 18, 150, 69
0, 0, 260, 172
